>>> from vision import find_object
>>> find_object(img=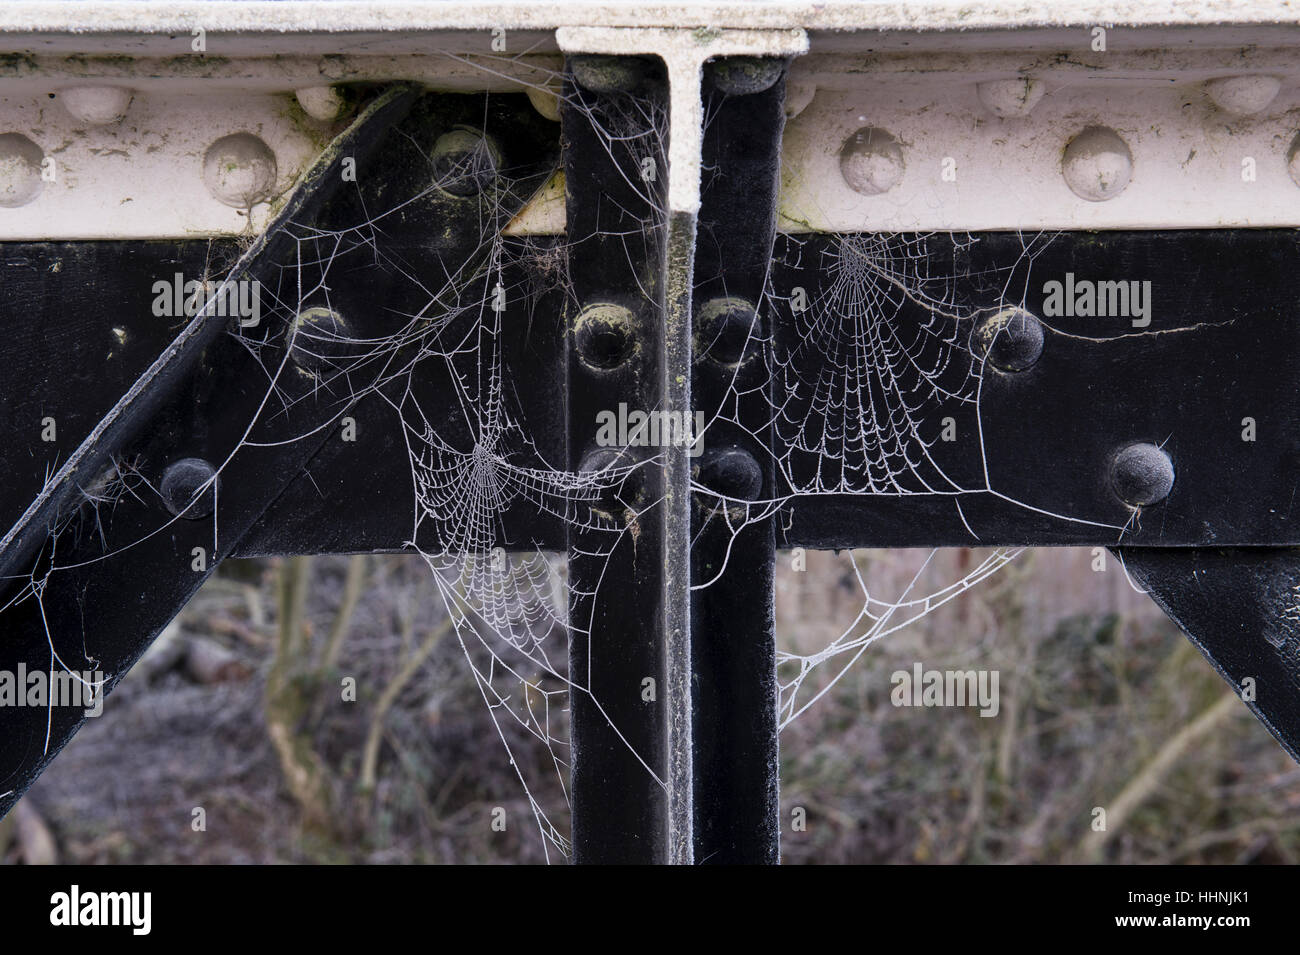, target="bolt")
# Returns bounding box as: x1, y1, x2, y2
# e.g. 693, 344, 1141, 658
698, 447, 764, 502
0, 133, 45, 208
1110, 442, 1174, 507
976, 77, 1045, 119
839, 127, 905, 196
295, 86, 353, 122
1062, 126, 1132, 202
696, 297, 758, 365
289, 307, 348, 373
1204, 75, 1280, 116
574, 303, 637, 370
706, 57, 785, 96
203, 133, 277, 208
161, 457, 218, 520
570, 55, 656, 95
977, 307, 1043, 372
430, 128, 501, 197
60, 86, 133, 125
